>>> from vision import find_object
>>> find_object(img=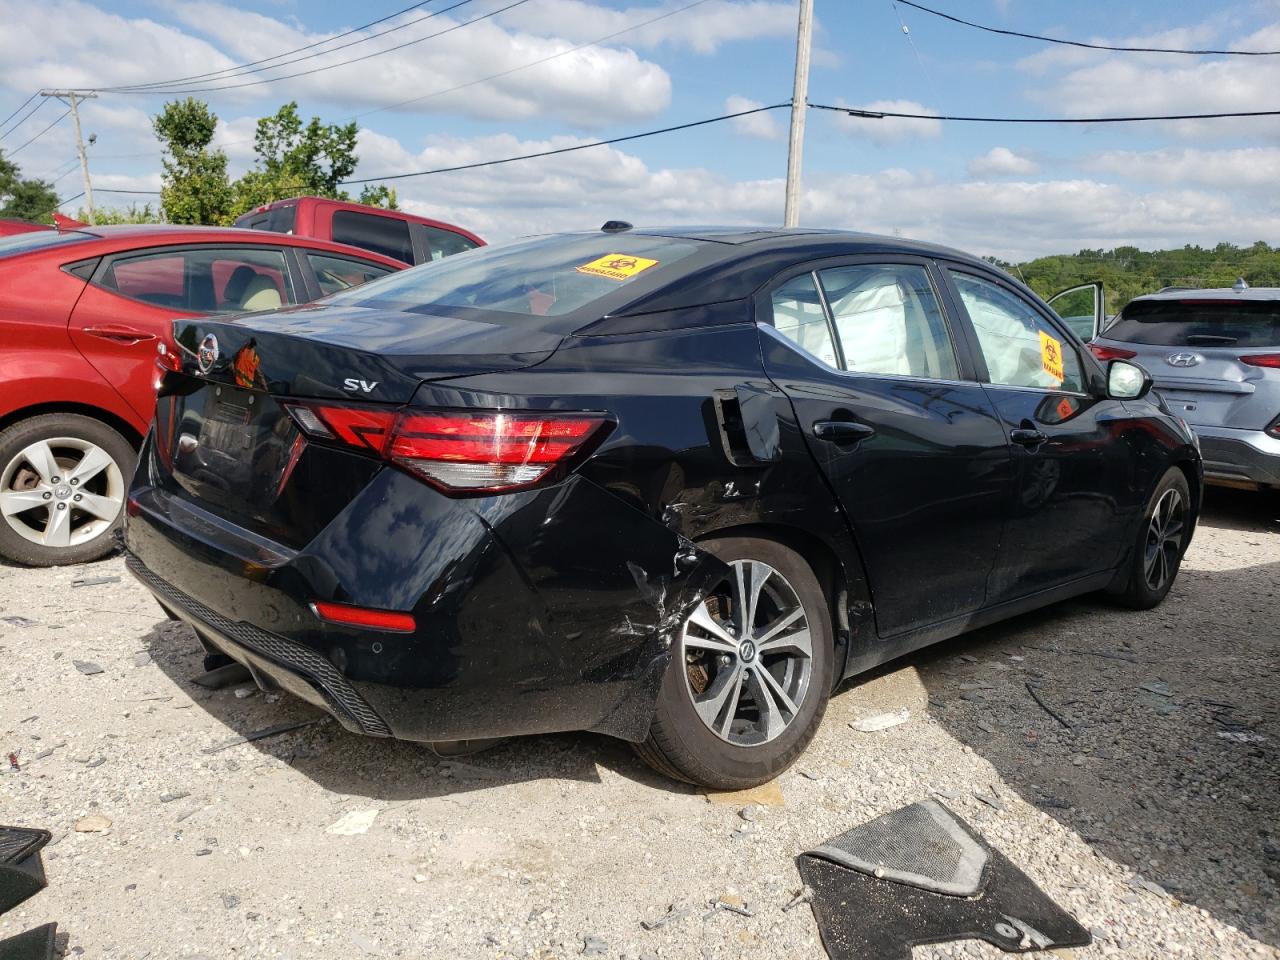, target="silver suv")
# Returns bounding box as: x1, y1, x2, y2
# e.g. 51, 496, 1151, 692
1089, 286, 1280, 491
